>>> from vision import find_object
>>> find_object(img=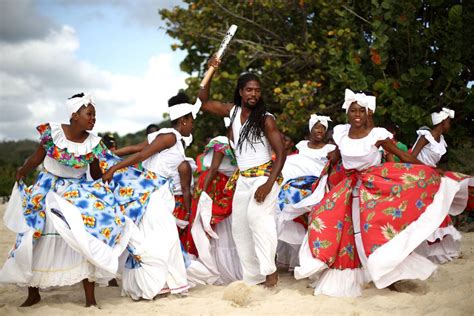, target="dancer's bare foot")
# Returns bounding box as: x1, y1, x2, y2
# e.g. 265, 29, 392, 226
108, 278, 118, 287
20, 287, 41, 307
264, 271, 279, 288
83, 279, 98, 307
